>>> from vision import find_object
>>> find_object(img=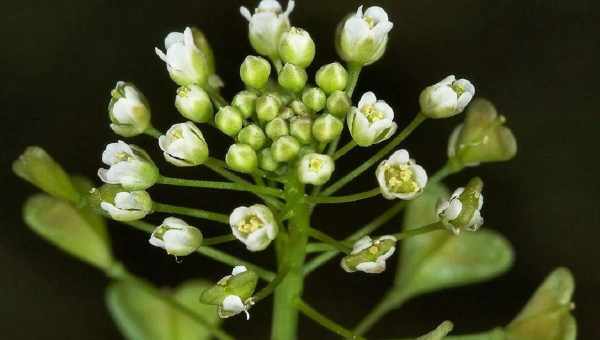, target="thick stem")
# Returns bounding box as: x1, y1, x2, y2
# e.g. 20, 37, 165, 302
271, 173, 309, 340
